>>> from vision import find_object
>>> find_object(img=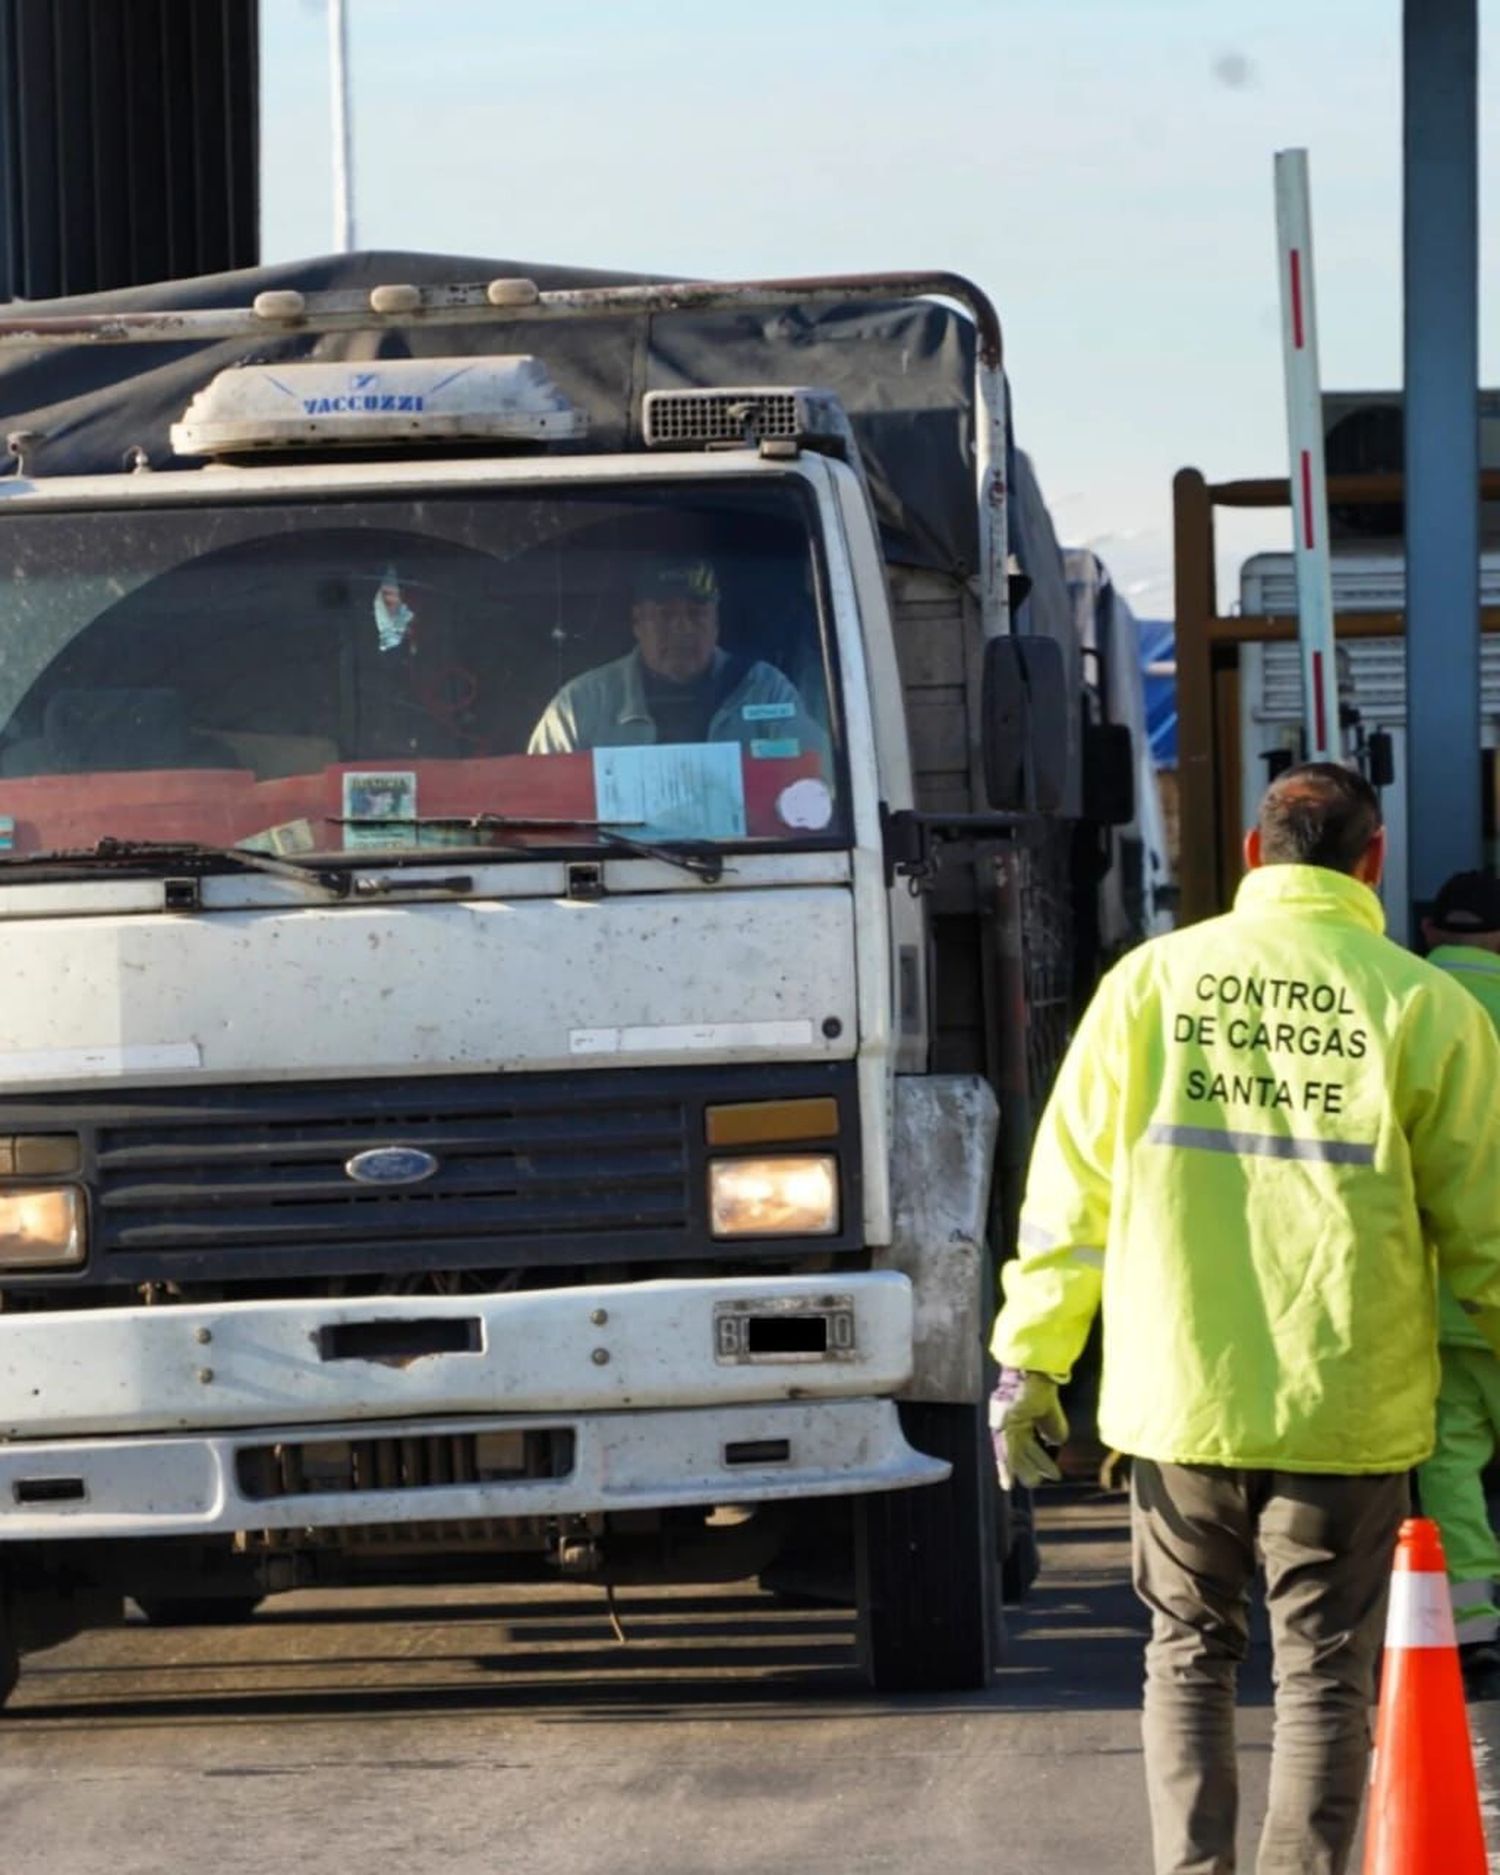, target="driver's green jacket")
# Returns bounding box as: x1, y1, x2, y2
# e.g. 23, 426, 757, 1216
991, 864, 1500, 1473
